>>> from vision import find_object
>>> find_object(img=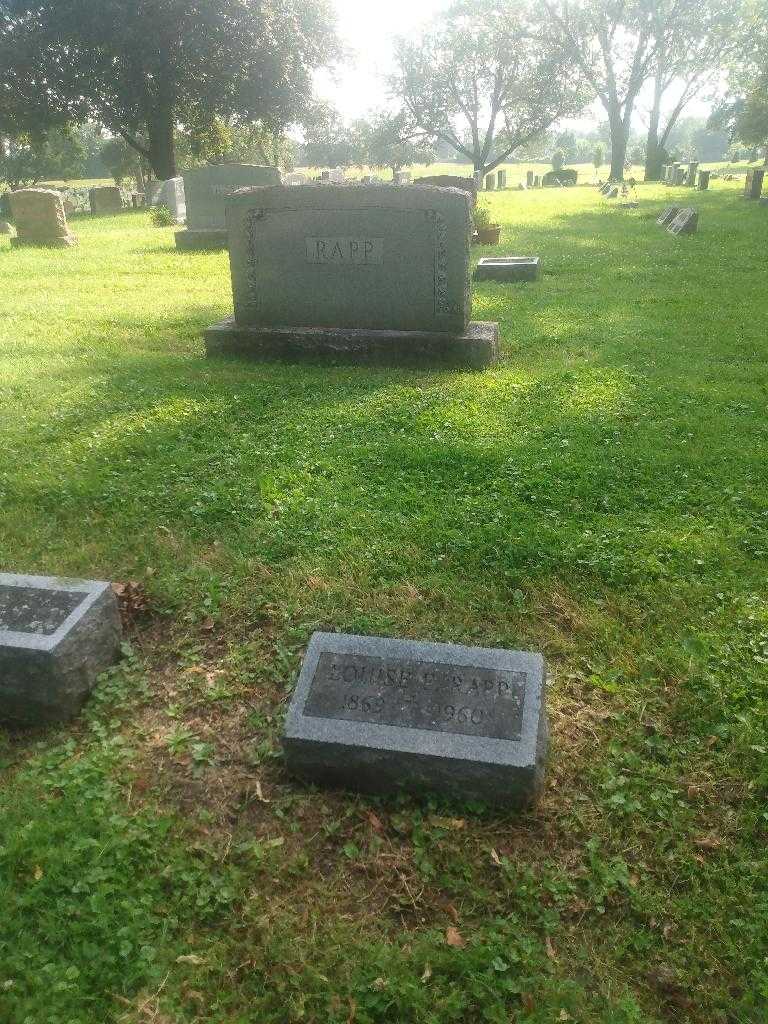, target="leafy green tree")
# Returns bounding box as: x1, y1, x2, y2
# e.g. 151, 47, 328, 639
0, 127, 85, 189
0, 0, 338, 180
301, 111, 365, 169
357, 112, 435, 176
390, 0, 586, 177
100, 138, 139, 186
